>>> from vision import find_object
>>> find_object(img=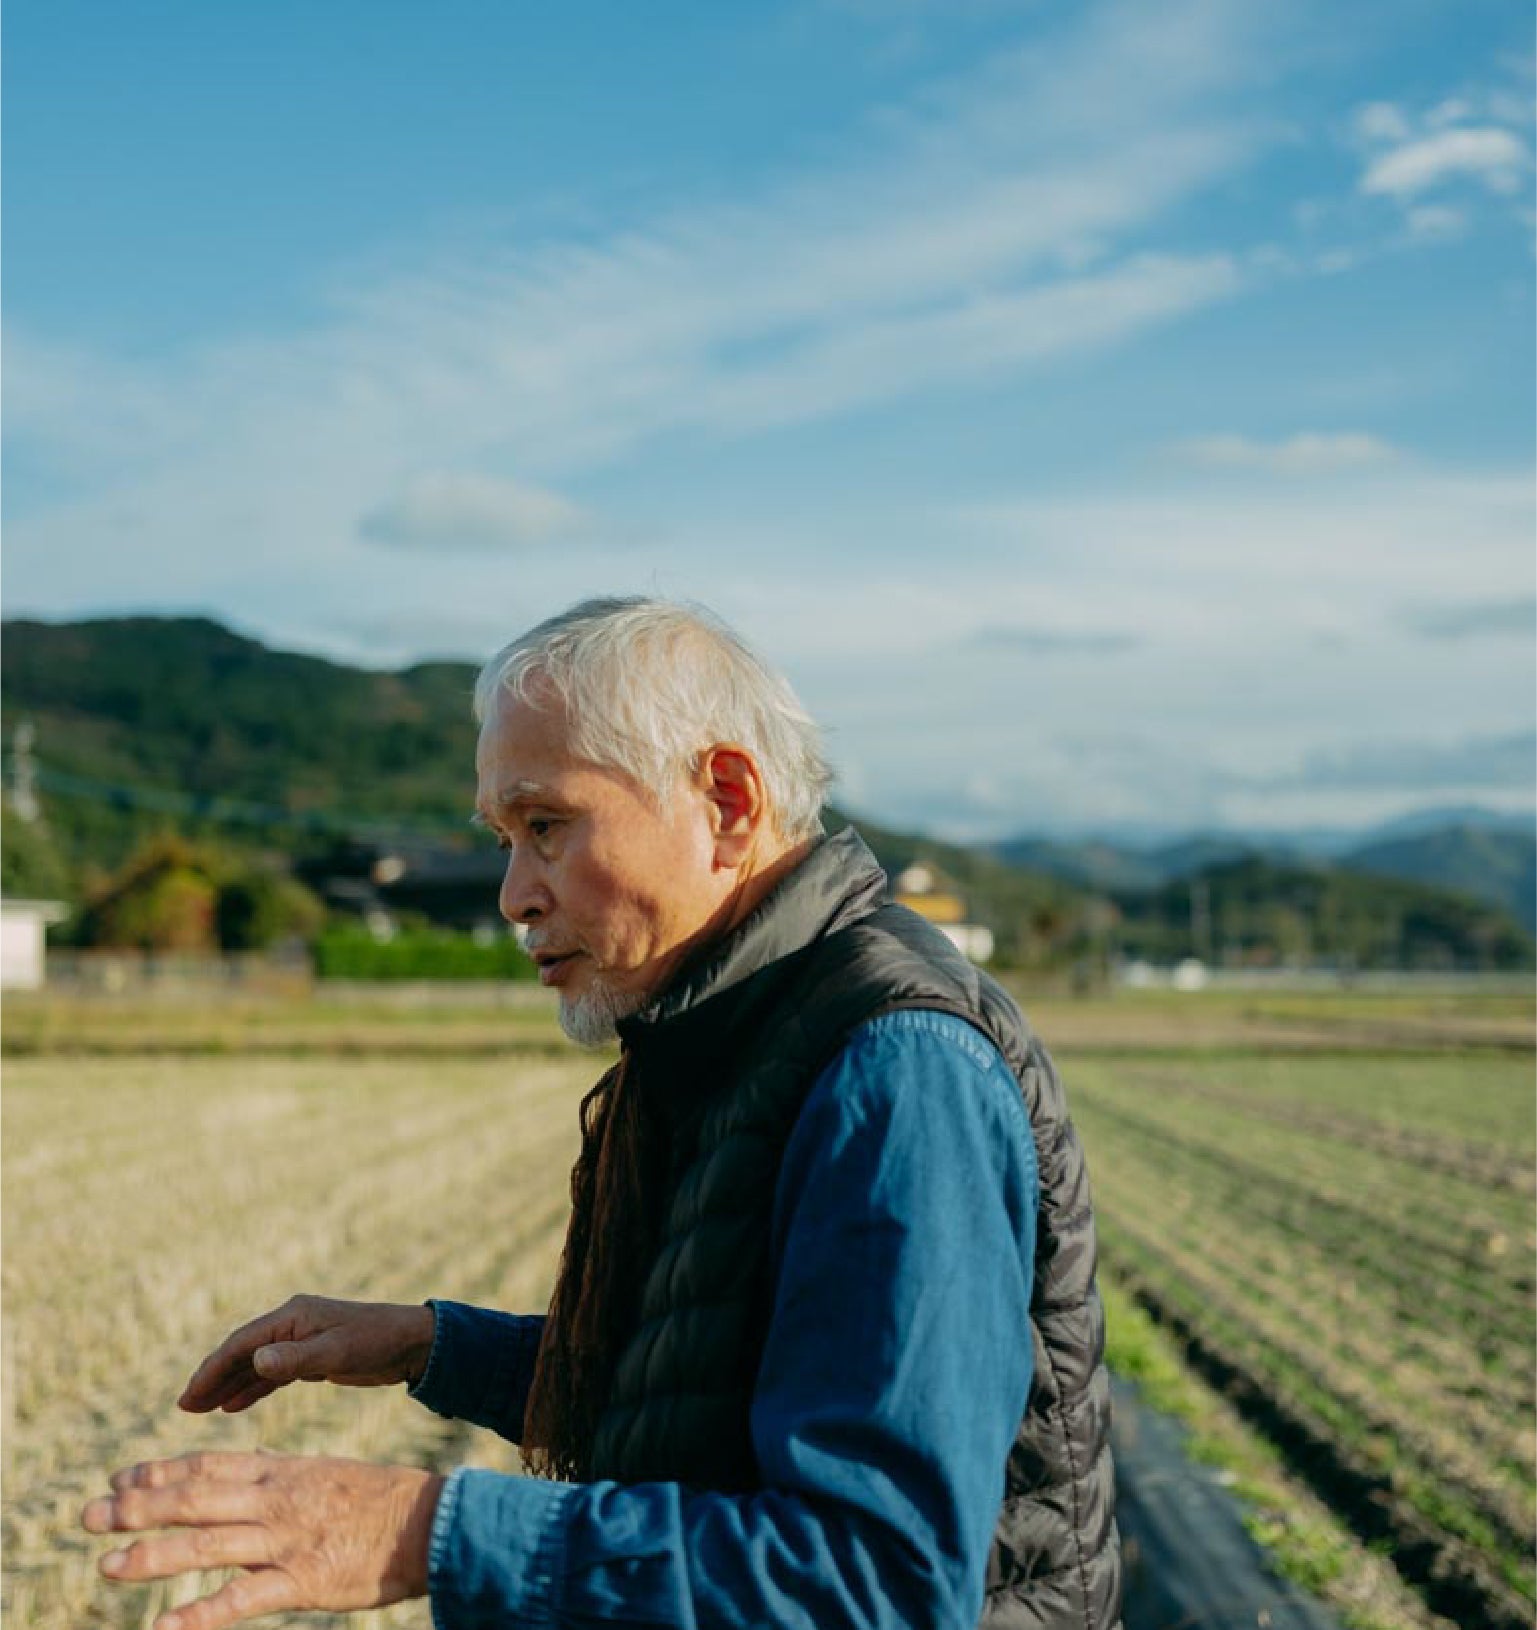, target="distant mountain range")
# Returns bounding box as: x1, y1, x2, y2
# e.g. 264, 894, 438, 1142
992, 814, 1535, 934
2, 615, 1532, 964
1344, 823, 1536, 935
